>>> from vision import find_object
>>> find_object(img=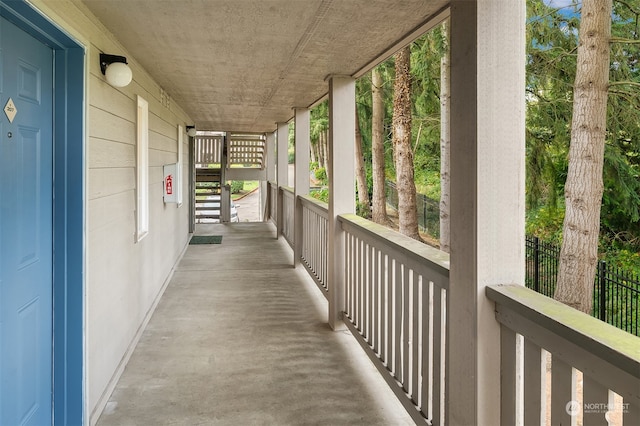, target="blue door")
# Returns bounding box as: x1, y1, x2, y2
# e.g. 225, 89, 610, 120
0, 15, 54, 426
